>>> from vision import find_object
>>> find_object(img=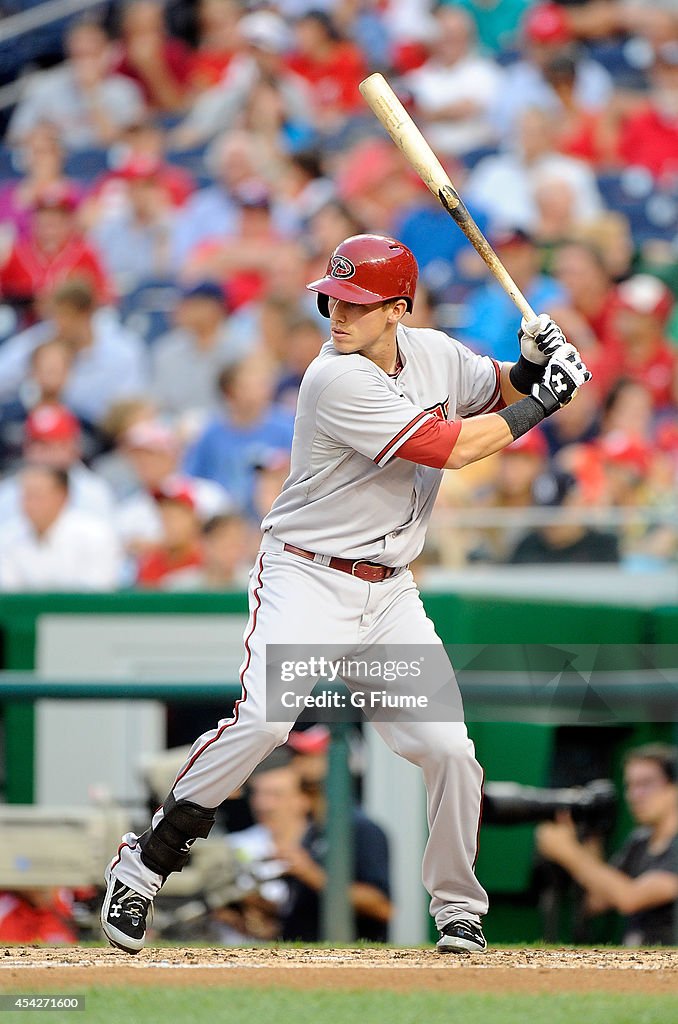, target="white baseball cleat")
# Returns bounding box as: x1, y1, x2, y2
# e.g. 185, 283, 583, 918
436, 918, 487, 954
101, 866, 153, 954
